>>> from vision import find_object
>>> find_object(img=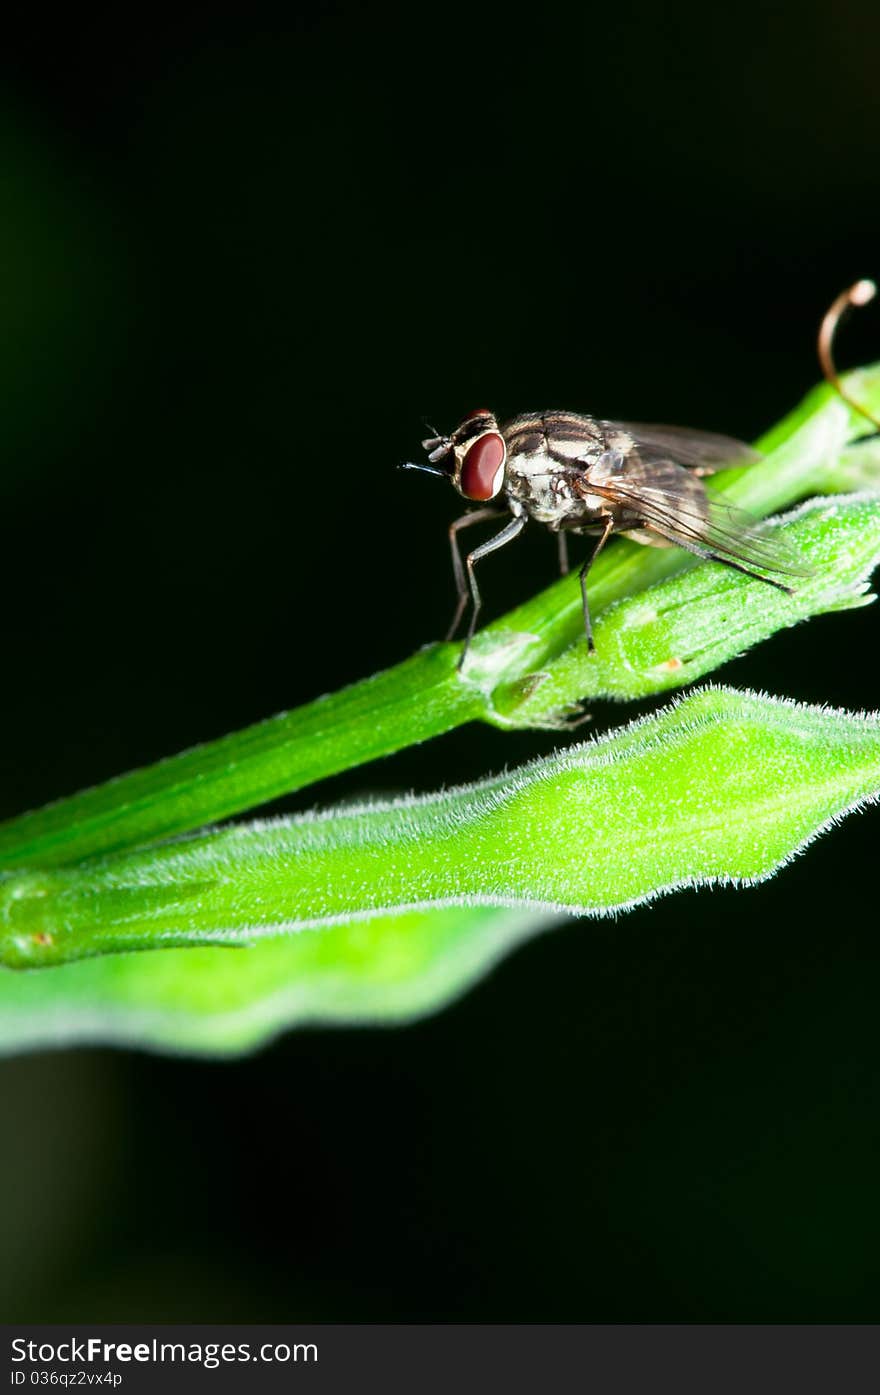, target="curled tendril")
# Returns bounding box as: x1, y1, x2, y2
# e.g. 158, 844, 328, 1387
818, 278, 879, 430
